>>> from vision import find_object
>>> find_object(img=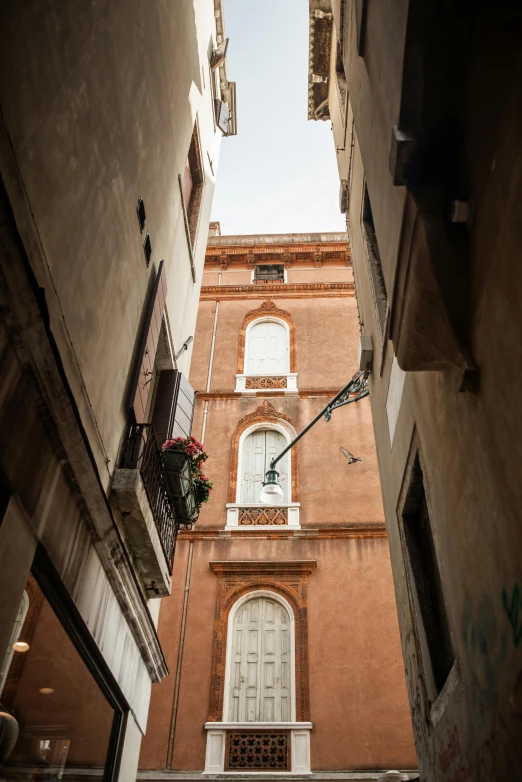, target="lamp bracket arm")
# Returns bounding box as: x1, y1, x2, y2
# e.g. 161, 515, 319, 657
269, 370, 369, 470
